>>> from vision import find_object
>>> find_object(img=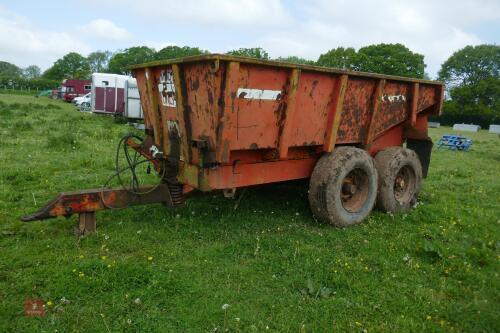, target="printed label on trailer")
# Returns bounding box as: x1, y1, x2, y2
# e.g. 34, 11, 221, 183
237, 88, 282, 100
382, 94, 406, 103
158, 70, 176, 107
